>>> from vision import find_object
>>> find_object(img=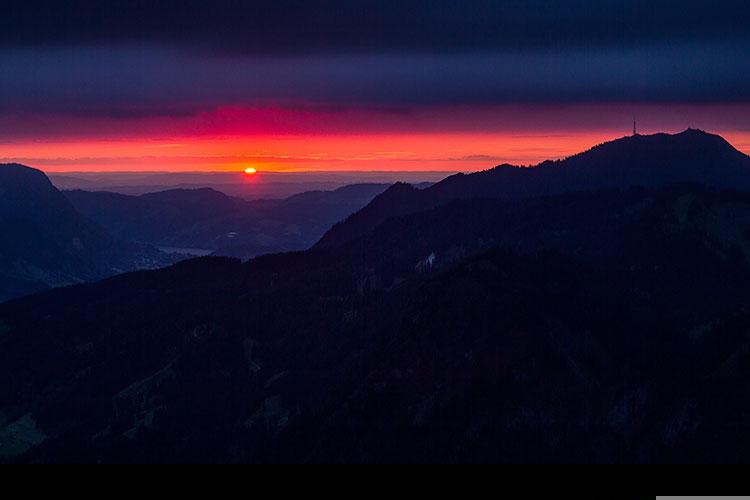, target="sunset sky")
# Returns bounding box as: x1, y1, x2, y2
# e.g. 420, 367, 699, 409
2, 0, 750, 172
